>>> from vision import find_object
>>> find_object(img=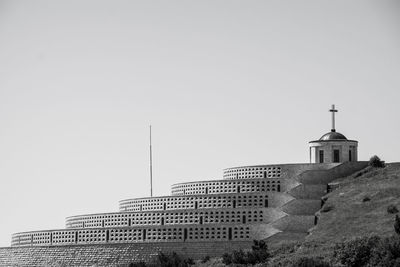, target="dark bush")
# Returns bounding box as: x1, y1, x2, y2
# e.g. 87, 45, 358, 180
184, 258, 194, 266
369, 155, 385, 168
362, 196, 371, 202
247, 240, 271, 264
388, 204, 399, 214
369, 235, 400, 267
354, 168, 371, 178
355, 172, 363, 178
157, 252, 180, 267
332, 234, 400, 267
395, 215, 400, 235
321, 205, 334, 213
222, 252, 233, 265
221, 240, 271, 265
291, 257, 331, 267
333, 235, 381, 267
155, 252, 193, 267
129, 262, 147, 267
201, 255, 210, 263
231, 249, 247, 264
